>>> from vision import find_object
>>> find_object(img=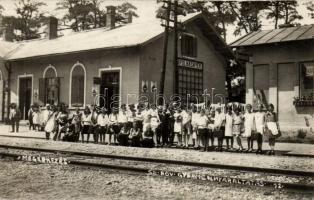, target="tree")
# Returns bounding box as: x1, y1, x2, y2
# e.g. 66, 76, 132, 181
57, 0, 138, 31
229, 1, 268, 36
0, 4, 3, 14
90, 0, 105, 28
156, 1, 236, 41
305, 0, 314, 19
1, 0, 47, 41
266, 1, 303, 29
57, 0, 95, 31
0, 4, 4, 27
116, 2, 139, 24
281, 1, 303, 26
266, 1, 283, 29
207, 2, 236, 41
